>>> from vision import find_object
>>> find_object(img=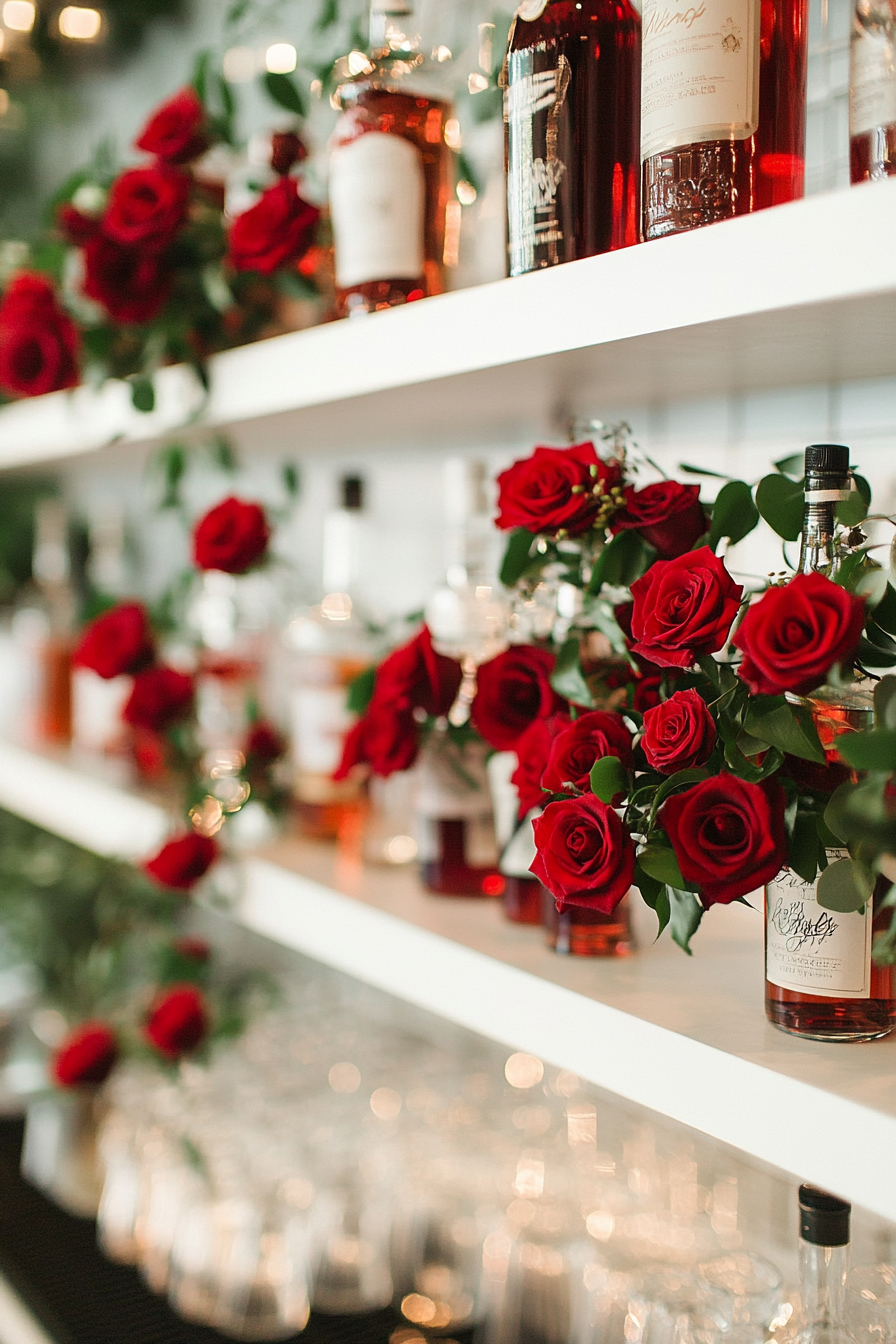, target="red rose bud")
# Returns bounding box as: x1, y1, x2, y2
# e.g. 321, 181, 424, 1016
641, 689, 717, 774
245, 720, 286, 764
145, 984, 209, 1060
123, 666, 194, 732
0, 273, 80, 399
74, 603, 154, 680
371, 626, 462, 719
472, 645, 564, 752
57, 202, 101, 246
495, 442, 623, 538
135, 87, 210, 165
512, 712, 572, 817
542, 711, 633, 797
227, 178, 321, 276
630, 547, 743, 670
660, 773, 788, 906
192, 497, 271, 575
733, 571, 866, 698
270, 131, 308, 176
52, 1022, 118, 1088
144, 833, 218, 891
83, 237, 173, 324
612, 481, 707, 559
334, 704, 419, 780
531, 794, 634, 913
